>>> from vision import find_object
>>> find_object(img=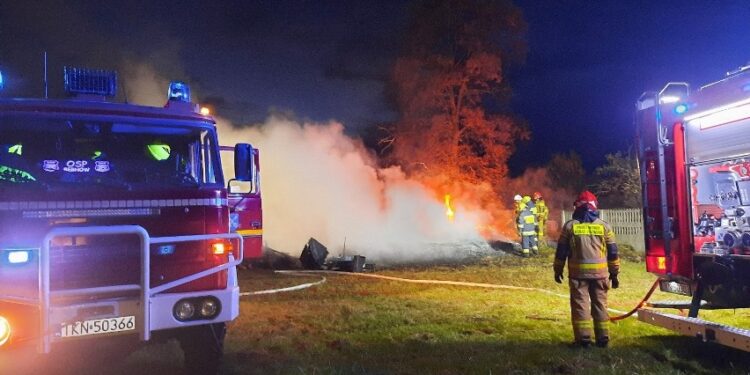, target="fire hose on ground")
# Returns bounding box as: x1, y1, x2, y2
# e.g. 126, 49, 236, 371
241, 270, 663, 322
